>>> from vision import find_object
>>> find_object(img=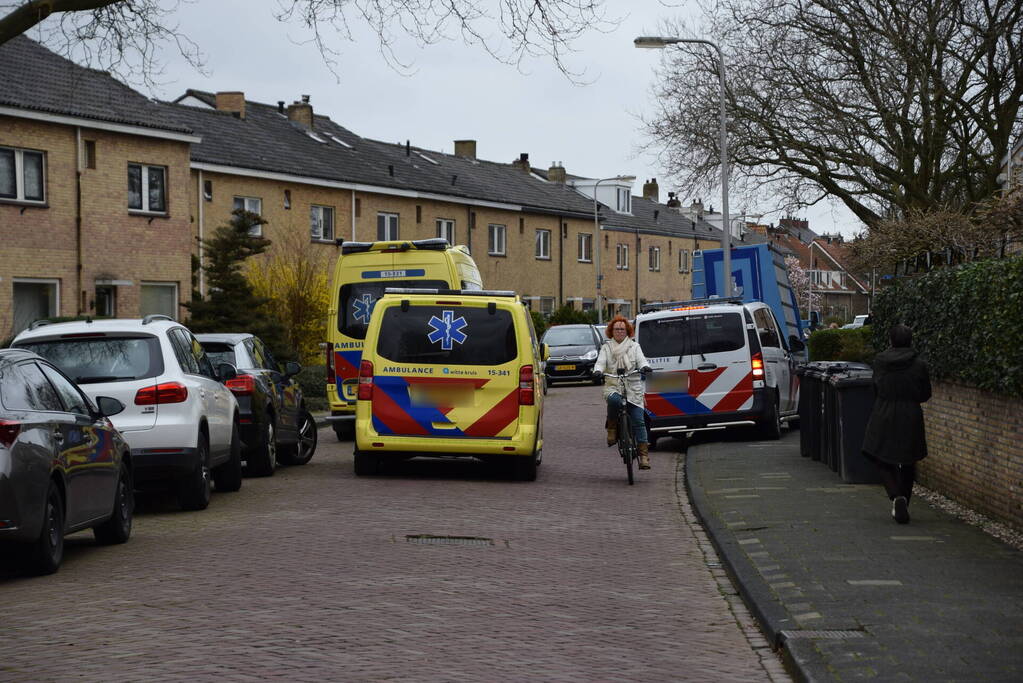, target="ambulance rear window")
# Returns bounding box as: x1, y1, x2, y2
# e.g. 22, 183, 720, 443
376, 305, 517, 365
638, 312, 745, 357
339, 280, 448, 339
